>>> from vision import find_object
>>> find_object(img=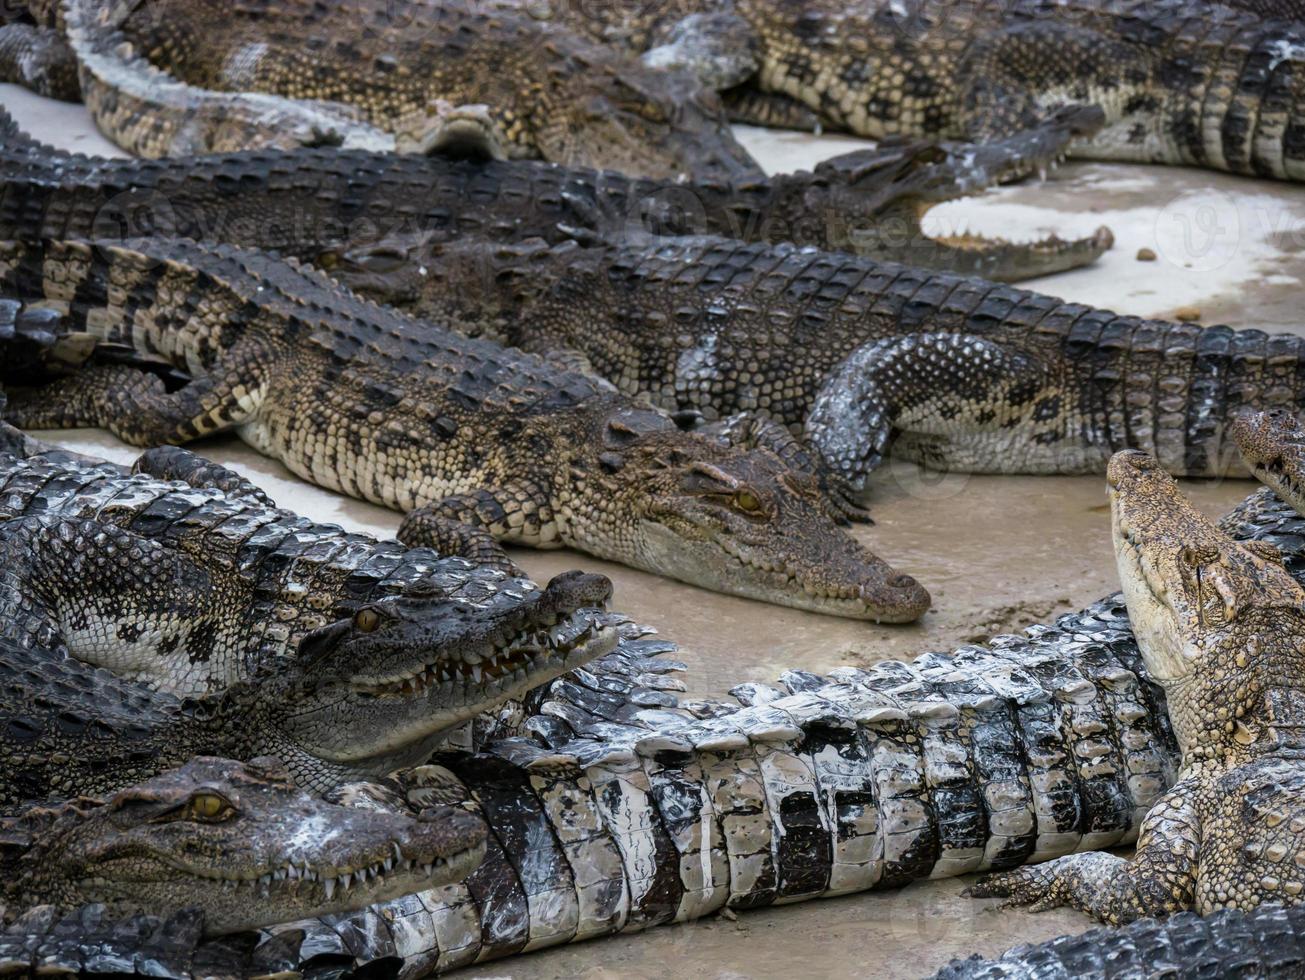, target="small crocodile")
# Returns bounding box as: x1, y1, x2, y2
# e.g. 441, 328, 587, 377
967, 449, 1305, 922
506, 0, 1305, 181
0, 755, 486, 936
934, 903, 1305, 979
51, 0, 762, 183
325, 231, 1305, 491
0, 238, 931, 621
0, 109, 1111, 281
